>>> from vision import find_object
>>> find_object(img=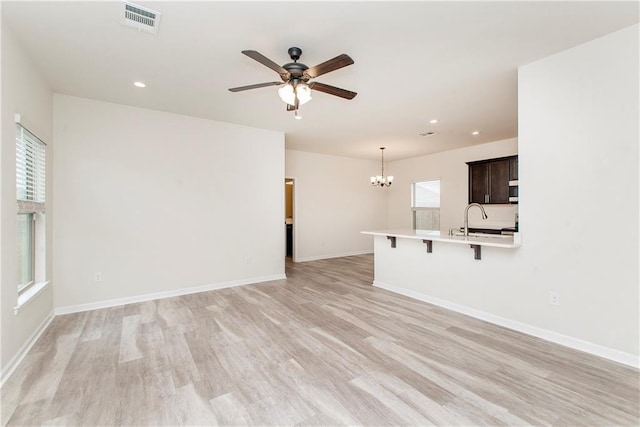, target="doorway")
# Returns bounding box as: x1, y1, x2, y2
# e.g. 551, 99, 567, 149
285, 178, 294, 259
